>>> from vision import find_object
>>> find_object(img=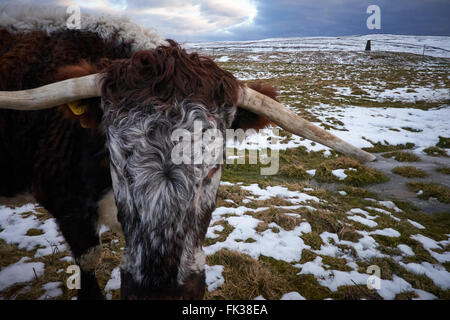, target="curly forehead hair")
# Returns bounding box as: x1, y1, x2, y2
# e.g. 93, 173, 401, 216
101, 39, 242, 111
